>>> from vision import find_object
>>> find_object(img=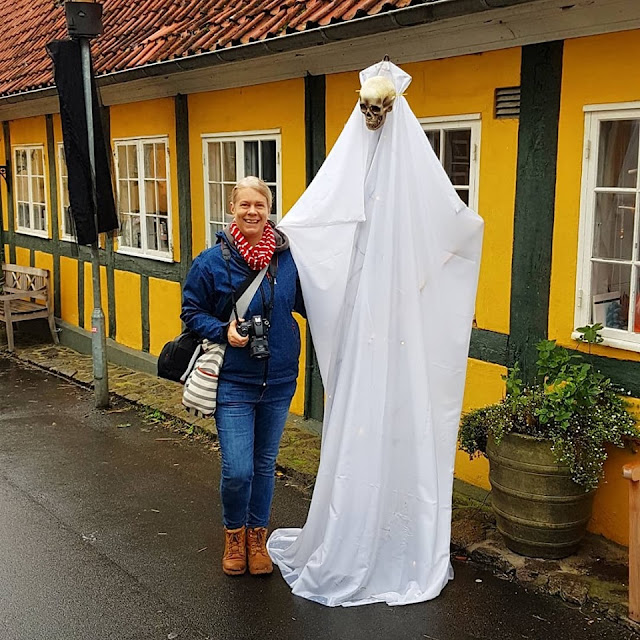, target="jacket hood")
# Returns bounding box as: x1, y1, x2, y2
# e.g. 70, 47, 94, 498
217, 220, 290, 253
